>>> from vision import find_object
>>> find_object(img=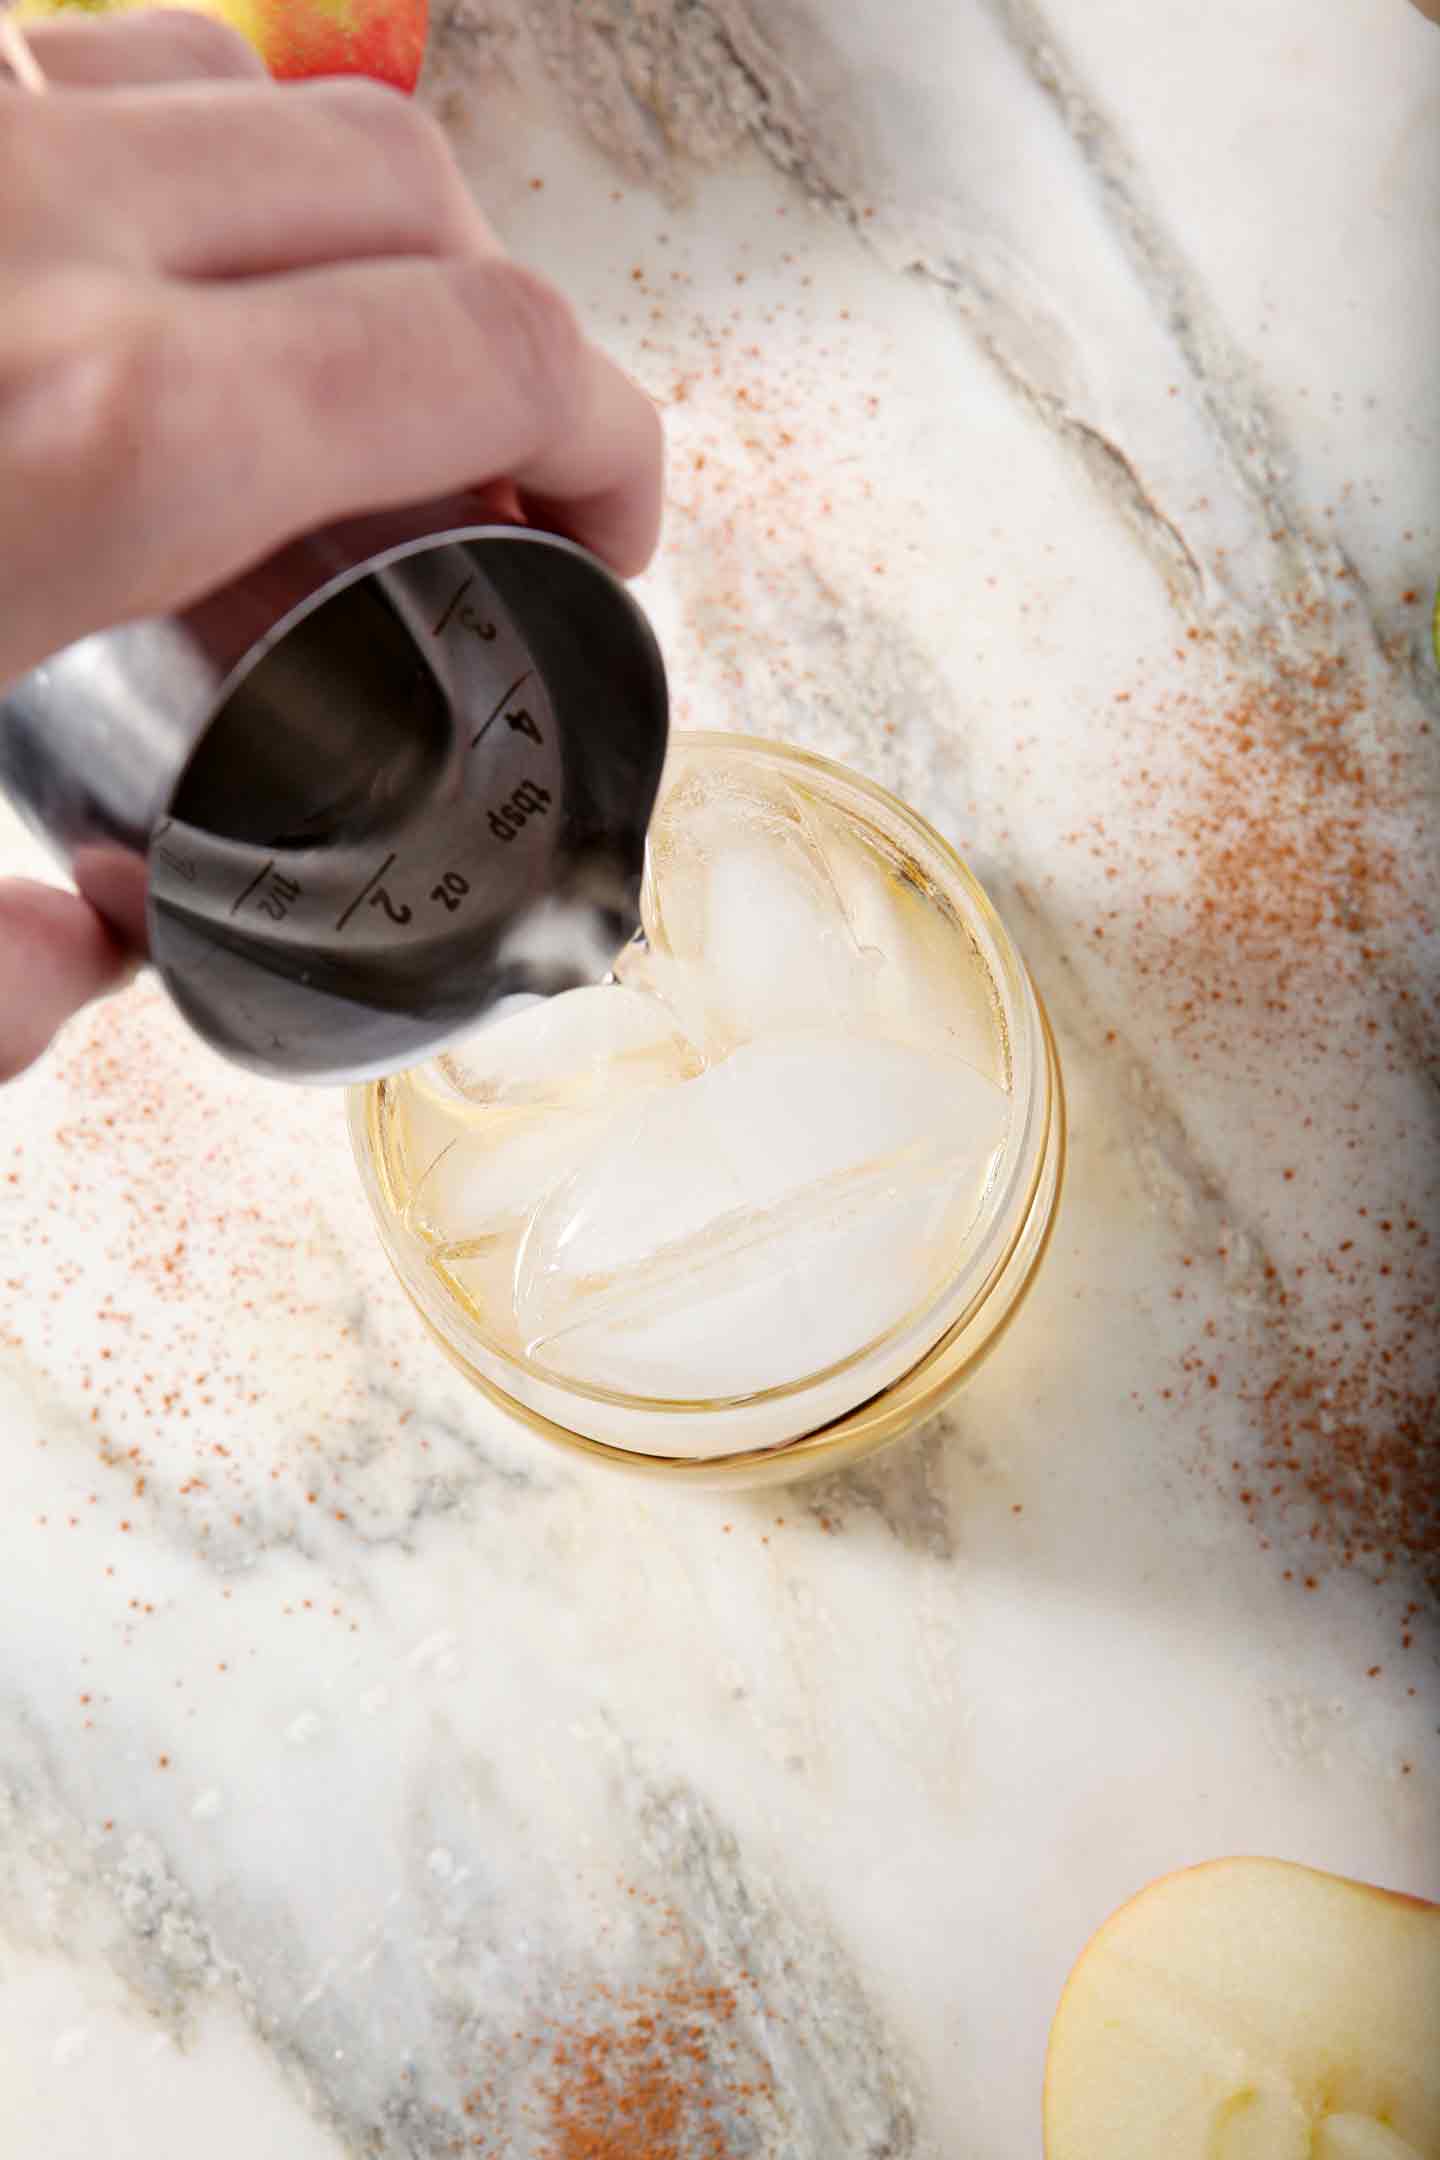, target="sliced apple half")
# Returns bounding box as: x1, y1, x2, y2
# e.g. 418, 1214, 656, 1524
1044, 1857, 1440, 2160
